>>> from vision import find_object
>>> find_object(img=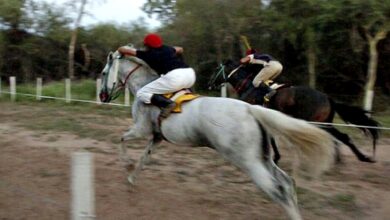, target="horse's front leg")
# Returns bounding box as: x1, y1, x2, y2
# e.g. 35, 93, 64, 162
127, 136, 162, 185
120, 128, 149, 175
